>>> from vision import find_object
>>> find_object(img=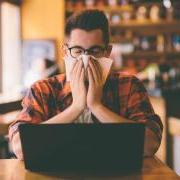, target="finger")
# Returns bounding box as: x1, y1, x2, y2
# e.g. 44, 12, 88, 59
89, 58, 98, 83
87, 66, 94, 88
90, 57, 102, 81
80, 66, 85, 83
12, 133, 24, 160
93, 60, 103, 82
75, 60, 83, 80
72, 60, 83, 83
70, 60, 78, 75
70, 60, 78, 81
16, 148, 23, 160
